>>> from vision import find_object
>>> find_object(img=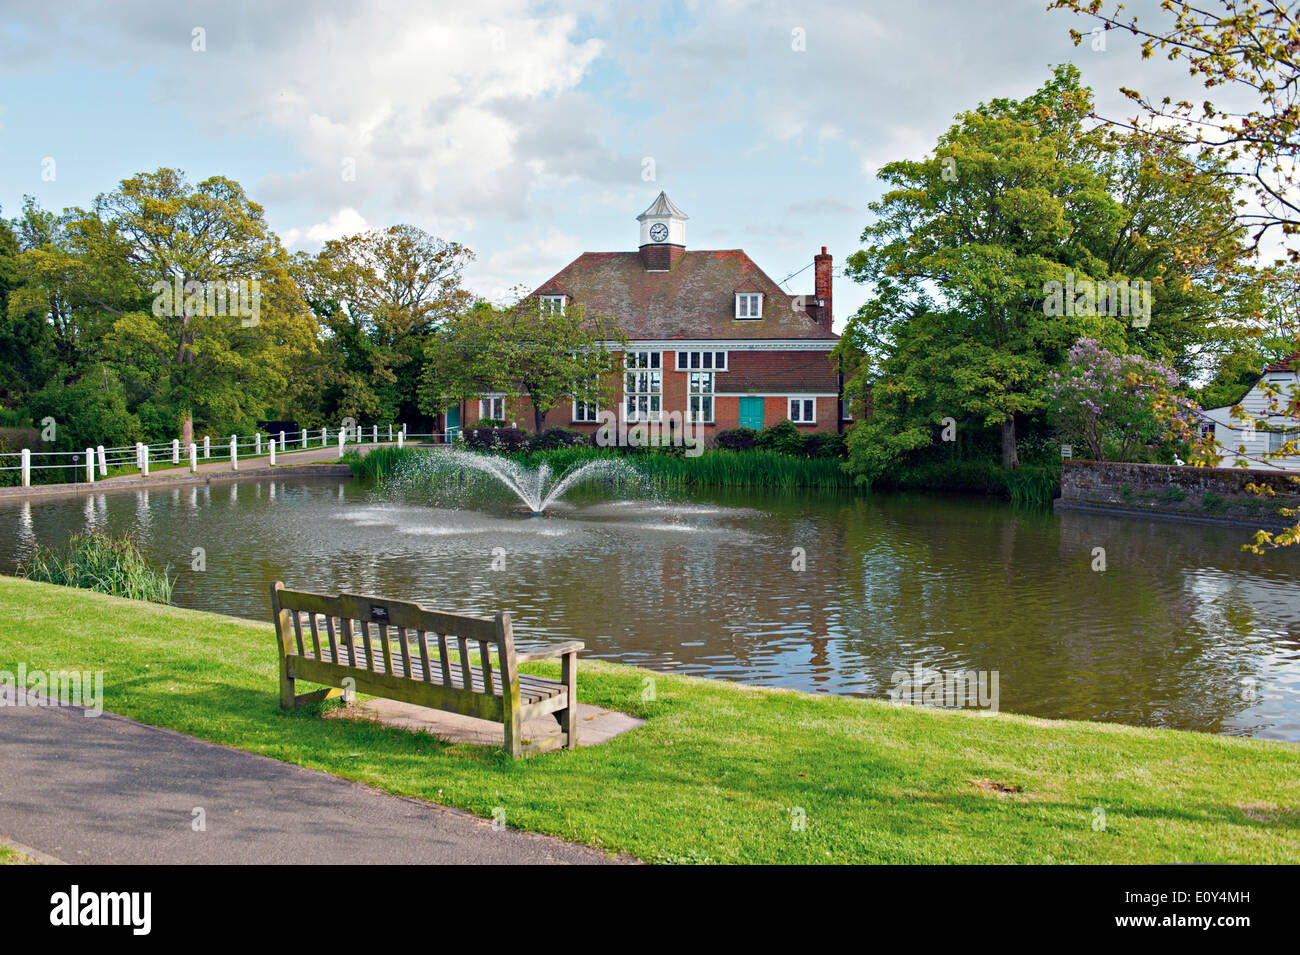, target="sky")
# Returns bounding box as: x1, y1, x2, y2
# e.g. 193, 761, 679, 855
0, 0, 1210, 331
